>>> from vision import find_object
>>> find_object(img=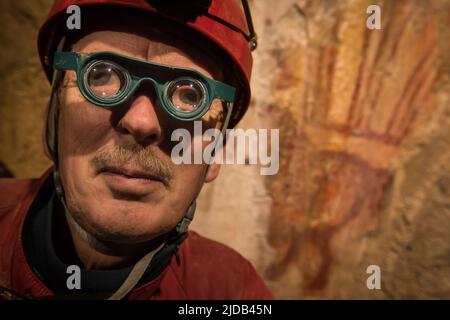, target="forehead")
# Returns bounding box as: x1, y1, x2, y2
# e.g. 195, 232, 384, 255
70, 28, 220, 79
